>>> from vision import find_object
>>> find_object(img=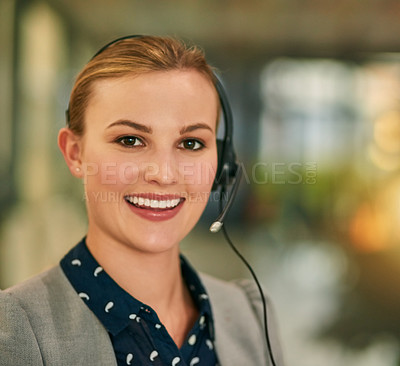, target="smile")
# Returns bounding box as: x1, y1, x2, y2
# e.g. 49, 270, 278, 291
125, 196, 182, 210
124, 194, 185, 221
